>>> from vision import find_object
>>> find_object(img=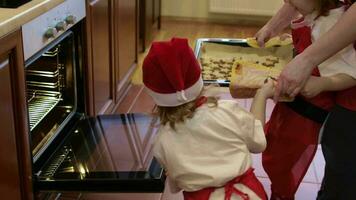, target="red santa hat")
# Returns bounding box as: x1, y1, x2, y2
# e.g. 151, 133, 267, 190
142, 38, 203, 107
